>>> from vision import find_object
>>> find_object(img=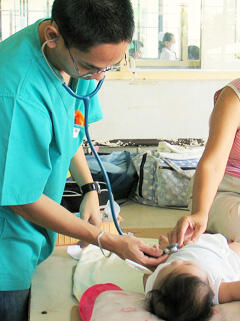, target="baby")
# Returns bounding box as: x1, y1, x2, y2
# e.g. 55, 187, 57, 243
144, 233, 240, 321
